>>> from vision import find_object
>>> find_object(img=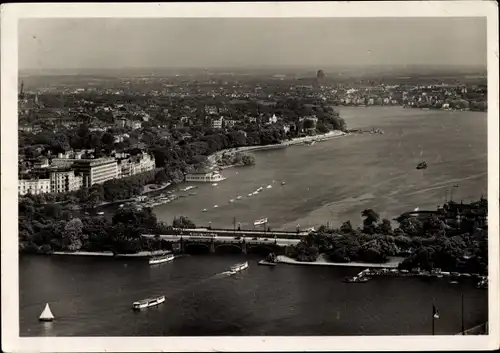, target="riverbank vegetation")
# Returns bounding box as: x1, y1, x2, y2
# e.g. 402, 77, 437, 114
216, 151, 256, 168
19, 196, 176, 254
286, 199, 488, 275
19, 193, 488, 276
